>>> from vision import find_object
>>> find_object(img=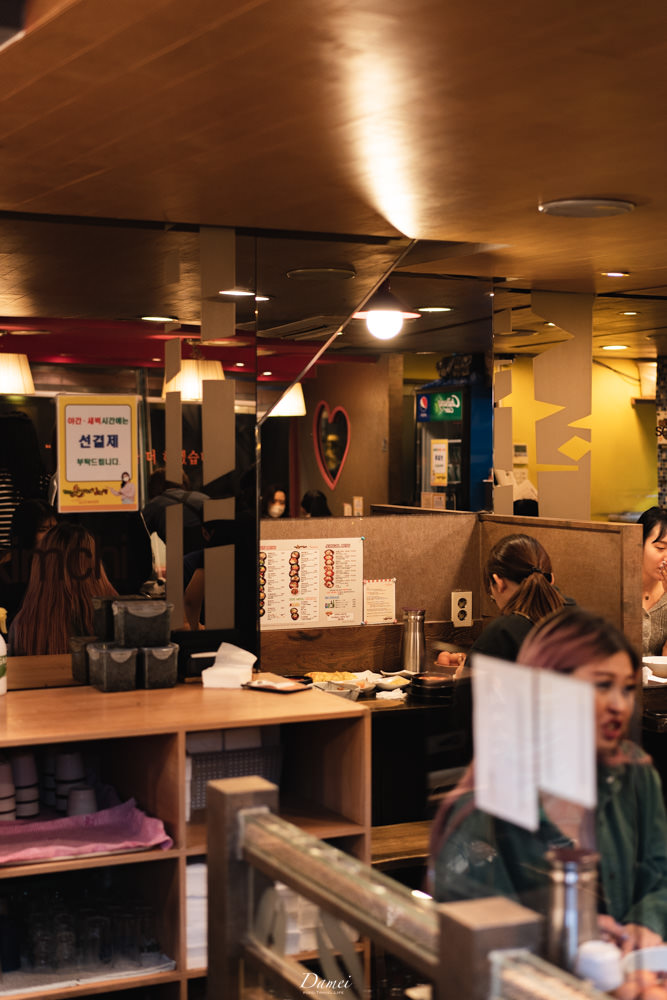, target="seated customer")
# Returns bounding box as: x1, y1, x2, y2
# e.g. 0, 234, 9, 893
8, 522, 117, 655
300, 489, 332, 517
429, 607, 667, 953
0, 500, 57, 624
437, 533, 565, 670
639, 506, 667, 655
